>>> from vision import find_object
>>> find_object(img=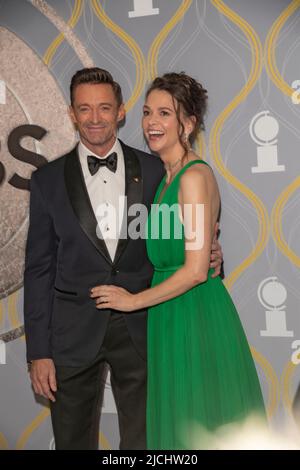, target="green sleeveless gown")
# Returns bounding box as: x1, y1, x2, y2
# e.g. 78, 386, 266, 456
146, 160, 266, 450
